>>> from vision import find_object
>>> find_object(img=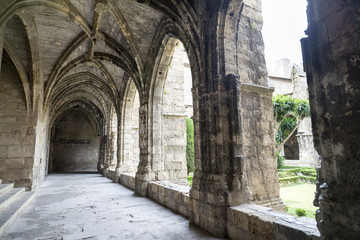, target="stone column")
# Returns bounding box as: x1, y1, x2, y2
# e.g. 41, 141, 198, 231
115, 117, 122, 183
189, 75, 283, 237
303, 0, 360, 238
135, 102, 152, 196
98, 122, 107, 174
